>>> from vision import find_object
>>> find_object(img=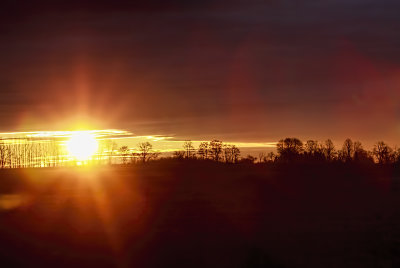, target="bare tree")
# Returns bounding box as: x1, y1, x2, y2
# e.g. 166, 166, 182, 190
222, 144, 240, 163
341, 138, 354, 162
223, 144, 232, 163
353, 141, 363, 161
119, 146, 129, 164
137, 142, 159, 163
197, 142, 209, 160
323, 139, 335, 161
209, 140, 223, 162
373, 141, 393, 164
231, 145, 240, 163
305, 140, 319, 155
276, 138, 303, 162
0, 142, 6, 168
183, 140, 195, 159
